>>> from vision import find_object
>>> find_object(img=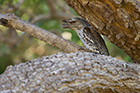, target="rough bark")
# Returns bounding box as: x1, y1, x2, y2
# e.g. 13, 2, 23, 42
65, 0, 140, 63
0, 52, 140, 93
